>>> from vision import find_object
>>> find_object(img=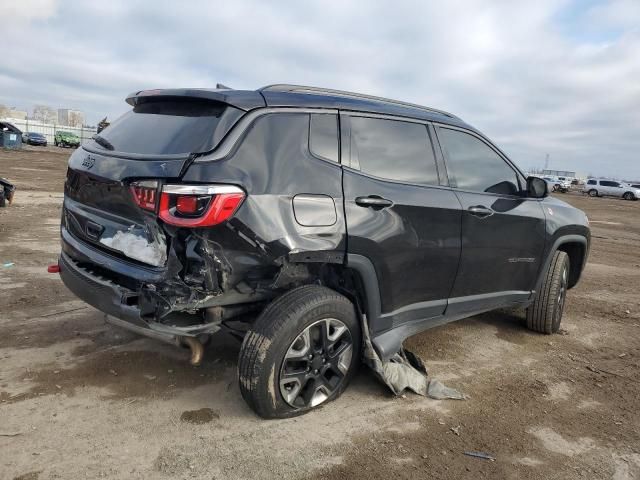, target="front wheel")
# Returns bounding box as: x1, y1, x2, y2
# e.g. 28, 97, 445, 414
238, 285, 360, 419
623, 192, 635, 201
588, 189, 598, 197
526, 251, 570, 334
